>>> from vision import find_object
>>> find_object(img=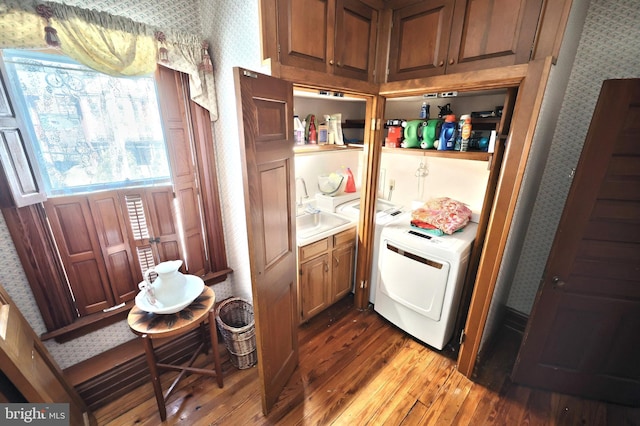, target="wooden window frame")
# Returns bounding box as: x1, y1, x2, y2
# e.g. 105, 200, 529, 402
0, 66, 230, 342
